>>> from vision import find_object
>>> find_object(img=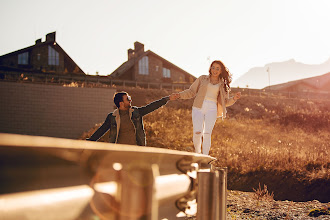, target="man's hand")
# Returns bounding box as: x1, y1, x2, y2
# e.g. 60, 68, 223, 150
169, 93, 180, 101
233, 92, 241, 101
